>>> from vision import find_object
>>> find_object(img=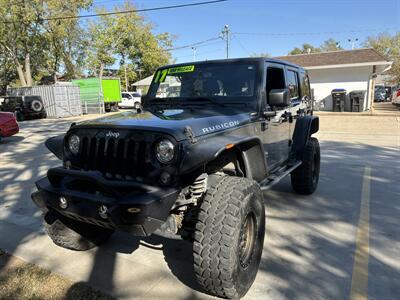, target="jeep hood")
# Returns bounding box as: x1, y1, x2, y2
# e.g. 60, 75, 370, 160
75, 109, 251, 141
